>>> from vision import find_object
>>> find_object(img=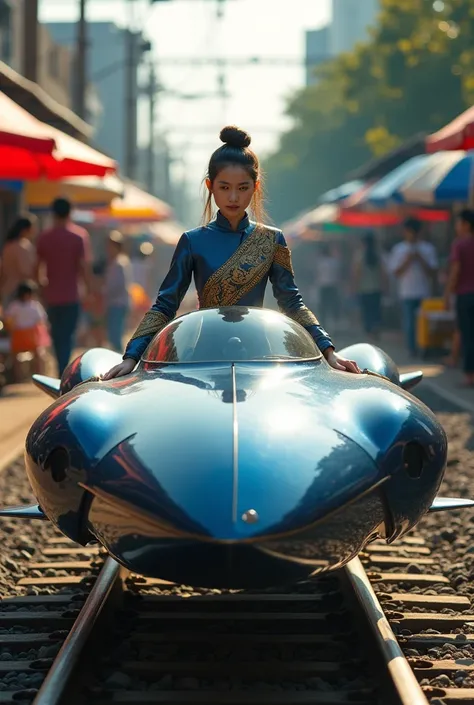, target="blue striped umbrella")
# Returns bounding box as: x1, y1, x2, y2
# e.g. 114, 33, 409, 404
361, 155, 429, 206
398, 150, 473, 204
363, 151, 473, 206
